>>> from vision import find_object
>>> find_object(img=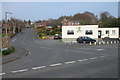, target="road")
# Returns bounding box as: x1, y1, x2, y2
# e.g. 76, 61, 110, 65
2, 28, 118, 78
